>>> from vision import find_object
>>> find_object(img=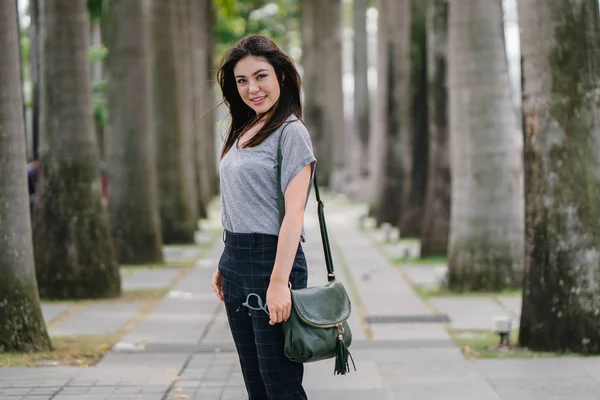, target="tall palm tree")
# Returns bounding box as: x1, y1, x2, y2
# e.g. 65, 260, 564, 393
399, 0, 429, 238
189, 0, 216, 218
105, 0, 164, 264
174, 0, 199, 221
0, 0, 52, 352
372, 0, 412, 226
150, 0, 197, 244
302, 0, 344, 188
33, 0, 121, 299
421, 0, 450, 257
518, 0, 600, 353
353, 0, 370, 178
446, 0, 524, 291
